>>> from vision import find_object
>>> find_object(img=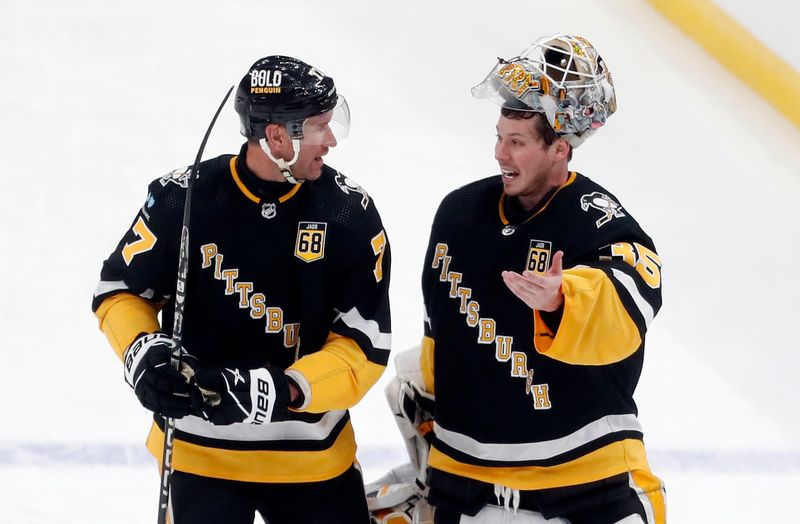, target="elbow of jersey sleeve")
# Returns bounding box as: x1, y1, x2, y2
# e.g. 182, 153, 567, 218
94, 293, 161, 361
285, 333, 386, 413
533, 268, 641, 365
